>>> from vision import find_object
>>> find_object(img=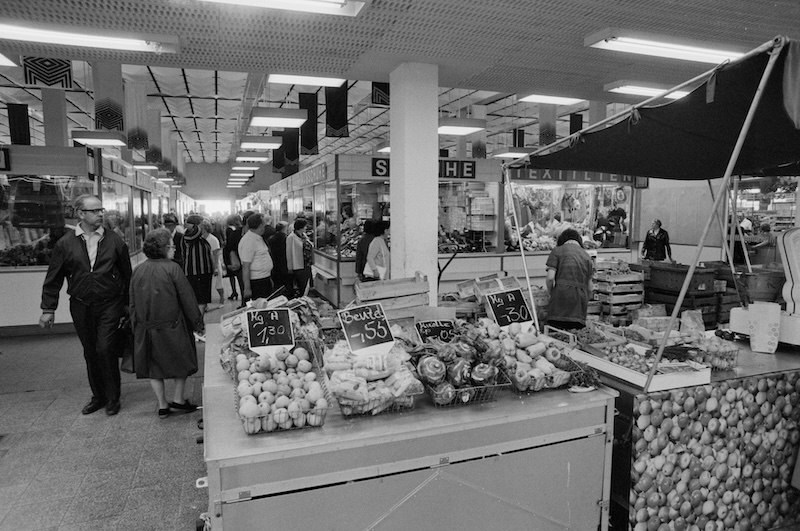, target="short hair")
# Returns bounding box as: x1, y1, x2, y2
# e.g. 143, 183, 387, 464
363, 219, 375, 235
74, 194, 99, 211
557, 228, 583, 247
247, 213, 264, 230
226, 214, 241, 226
143, 228, 172, 259
200, 219, 213, 232
653, 219, 662, 228
163, 213, 178, 225
275, 221, 288, 232
293, 218, 308, 231
242, 210, 255, 224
